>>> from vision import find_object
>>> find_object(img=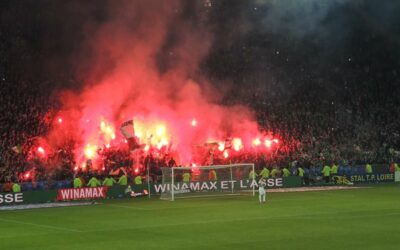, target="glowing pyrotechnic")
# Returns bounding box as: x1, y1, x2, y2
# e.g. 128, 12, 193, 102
37, 147, 45, 155
156, 125, 165, 136
192, 163, 197, 168
157, 138, 169, 149
265, 139, 272, 148
130, 119, 173, 151
232, 138, 243, 151
223, 150, 229, 159
73, 166, 78, 171
218, 142, 225, 152
24, 172, 30, 179
84, 144, 97, 159
57, 118, 63, 124
253, 138, 261, 146
161, 138, 168, 146
134, 168, 139, 173
273, 139, 279, 144
121, 120, 141, 151
135, 131, 143, 139
39, 5, 284, 168
100, 120, 116, 142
